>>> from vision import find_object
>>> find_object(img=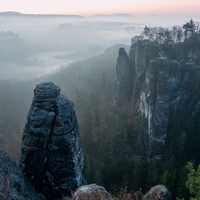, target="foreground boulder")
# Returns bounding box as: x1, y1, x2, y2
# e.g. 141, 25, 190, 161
71, 184, 112, 200
0, 148, 45, 199
143, 185, 171, 200
19, 82, 86, 199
